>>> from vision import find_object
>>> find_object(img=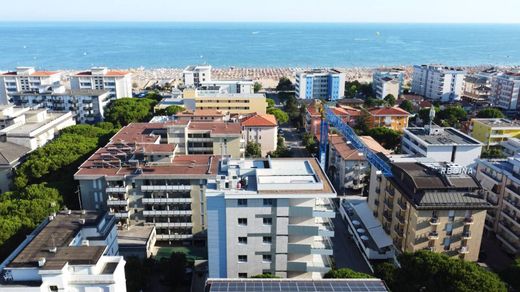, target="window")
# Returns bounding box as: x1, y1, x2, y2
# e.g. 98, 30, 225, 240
263, 218, 272, 225
238, 255, 248, 263
49, 286, 59, 292
238, 237, 247, 245
263, 199, 274, 206
262, 254, 272, 262
238, 273, 248, 278
263, 236, 272, 244
238, 218, 248, 226
238, 199, 247, 206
